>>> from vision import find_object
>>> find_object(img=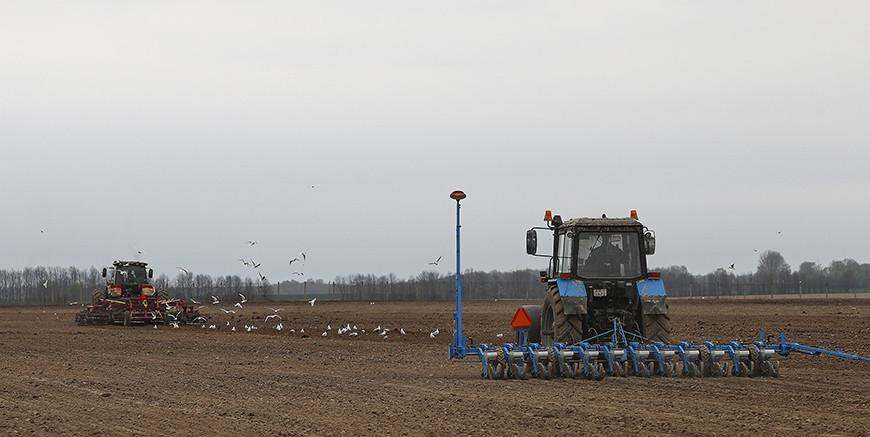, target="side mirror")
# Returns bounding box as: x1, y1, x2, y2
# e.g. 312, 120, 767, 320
101, 268, 107, 278
148, 269, 153, 278
526, 229, 538, 255
644, 231, 656, 255
552, 215, 563, 228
